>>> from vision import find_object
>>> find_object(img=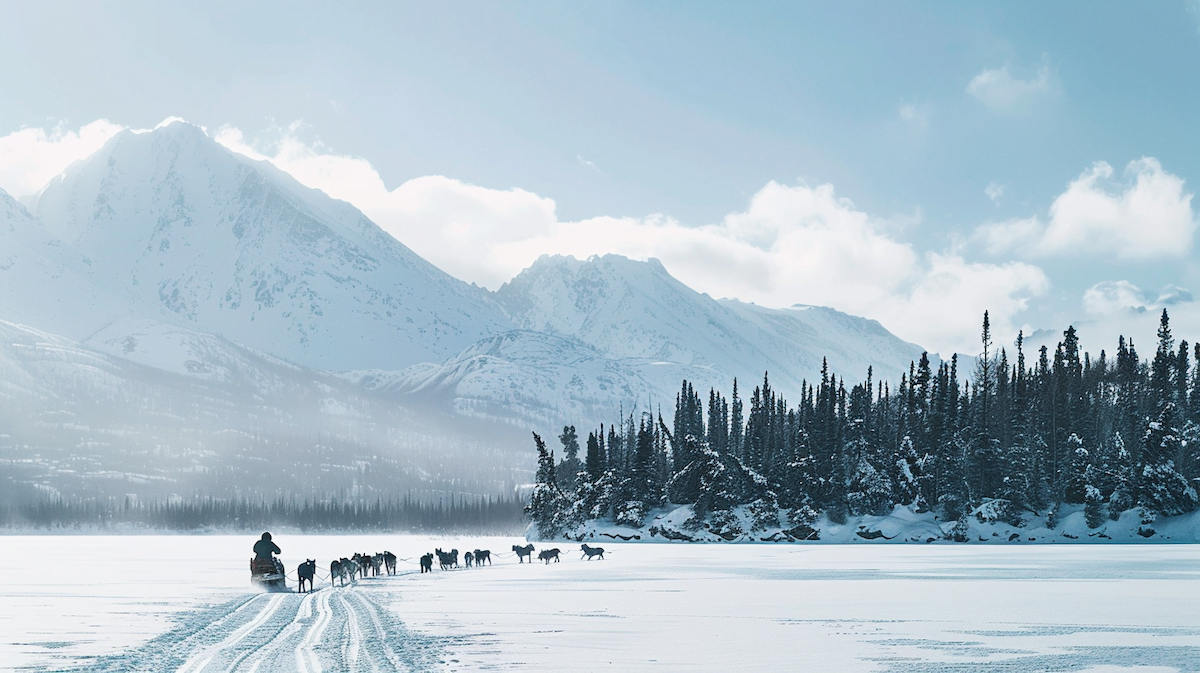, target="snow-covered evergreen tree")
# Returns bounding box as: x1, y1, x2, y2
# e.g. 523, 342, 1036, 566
525, 432, 573, 538
556, 425, 582, 492
542, 308, 1200, 539
1063, 434, 1089, 504
1084, 483, 1105, 529
1139, 404, 1198, 516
